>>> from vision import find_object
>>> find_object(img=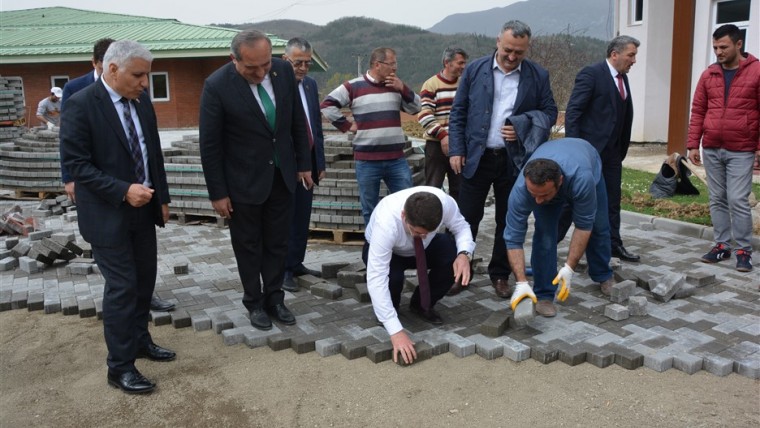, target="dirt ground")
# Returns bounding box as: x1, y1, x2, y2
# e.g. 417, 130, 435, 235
1, 310, 758, 427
